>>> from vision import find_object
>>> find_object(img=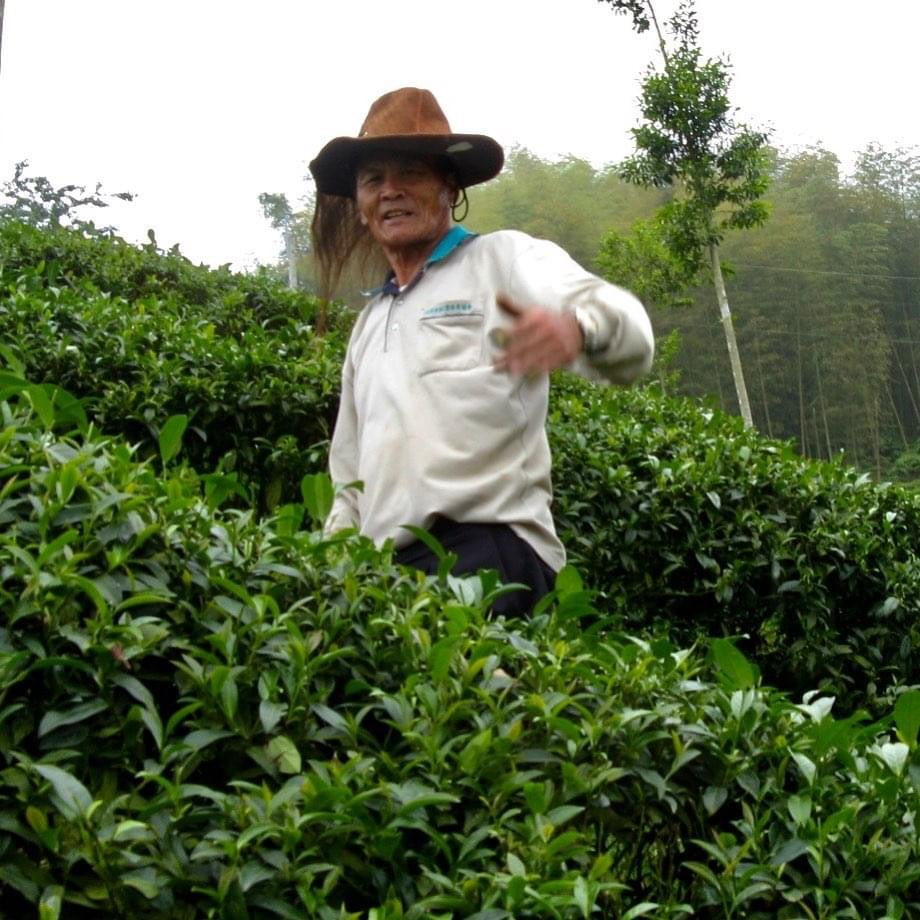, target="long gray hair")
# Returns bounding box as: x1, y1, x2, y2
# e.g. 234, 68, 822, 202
310, 155, 460, 301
